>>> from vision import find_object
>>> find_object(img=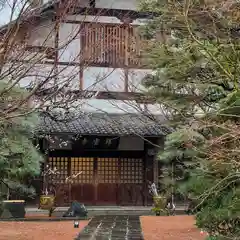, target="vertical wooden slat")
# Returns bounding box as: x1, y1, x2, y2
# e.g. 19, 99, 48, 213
93, 157, 98, 204
82, 23, 142, 68
101, 25, 104, 62
107, 26, 110, 64
116, 26, 120, 65
124, 25, 129, 92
